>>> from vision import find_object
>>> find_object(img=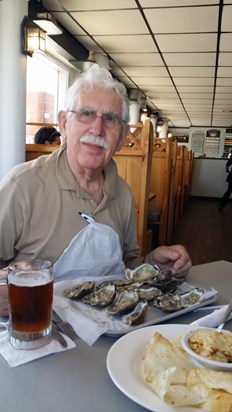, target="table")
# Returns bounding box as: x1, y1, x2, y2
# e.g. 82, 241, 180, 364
0, 260, 231, 412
